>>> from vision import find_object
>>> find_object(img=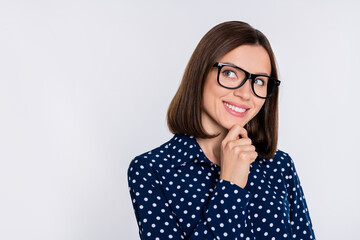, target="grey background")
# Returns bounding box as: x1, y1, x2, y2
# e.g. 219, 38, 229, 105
0, 0, 359, 239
